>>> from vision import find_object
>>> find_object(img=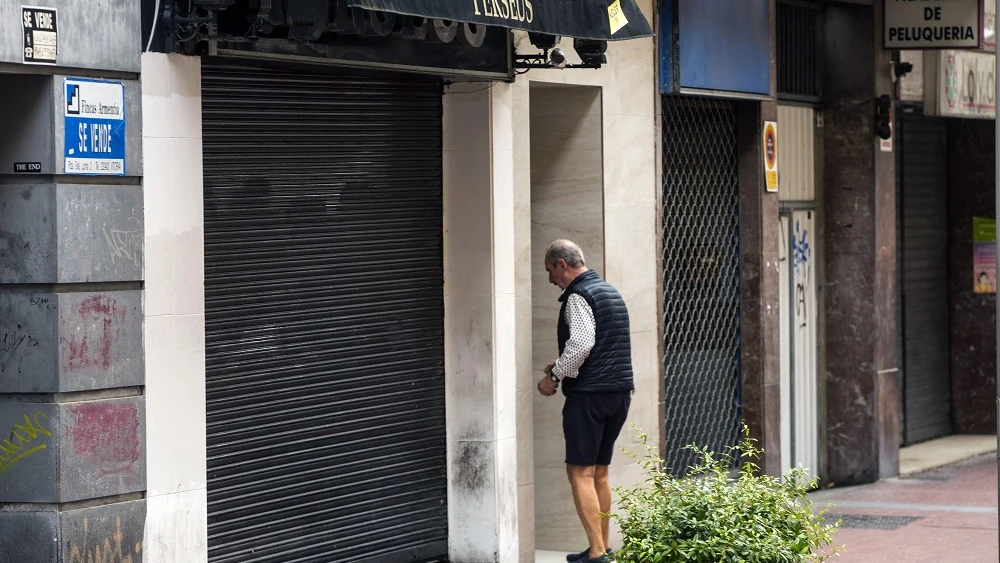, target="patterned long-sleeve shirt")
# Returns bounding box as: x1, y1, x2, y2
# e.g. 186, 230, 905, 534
552, 294, 597, 380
